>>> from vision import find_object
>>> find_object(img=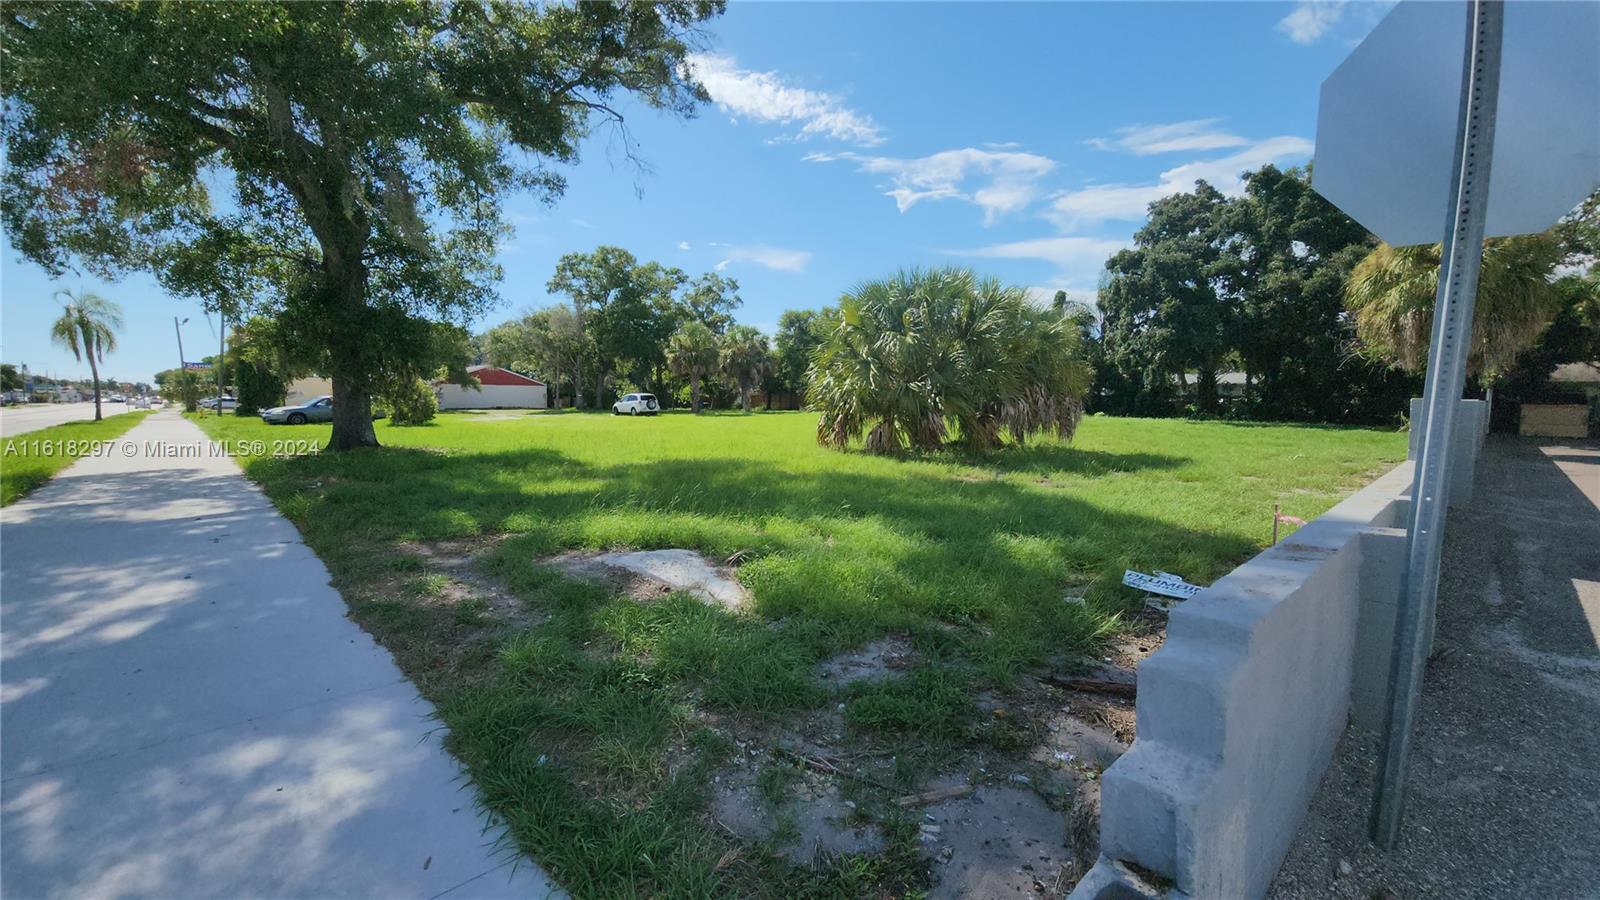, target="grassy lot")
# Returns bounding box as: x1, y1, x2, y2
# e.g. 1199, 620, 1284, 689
195, 410, 1405, 897
2, 411, 153, 505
